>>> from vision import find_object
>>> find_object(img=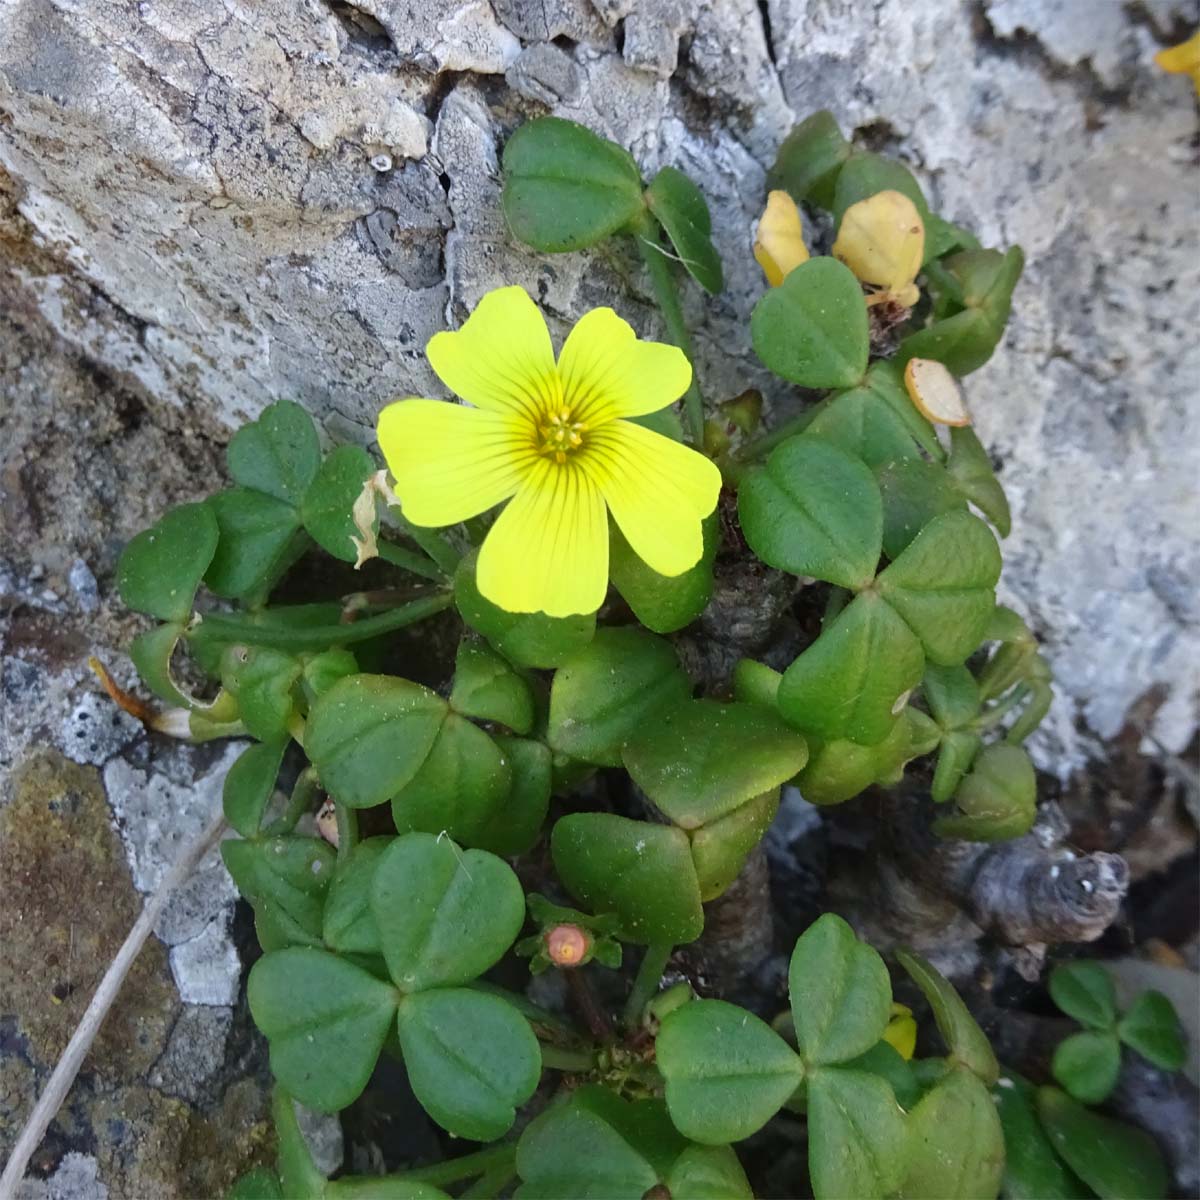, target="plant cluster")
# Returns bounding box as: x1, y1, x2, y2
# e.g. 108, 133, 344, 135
107, 110, 1185, 1199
